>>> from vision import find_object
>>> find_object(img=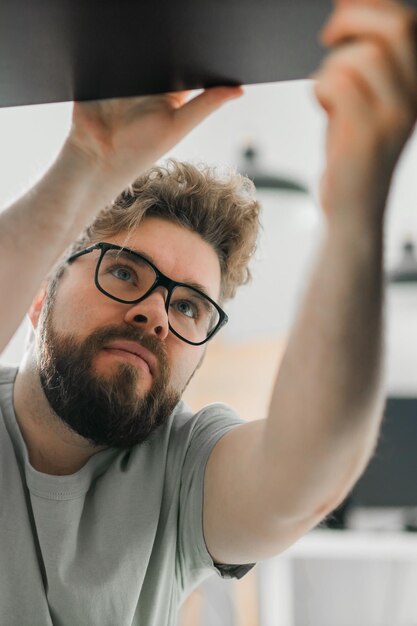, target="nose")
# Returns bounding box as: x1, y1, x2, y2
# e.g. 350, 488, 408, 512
123, 288, 170, 340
